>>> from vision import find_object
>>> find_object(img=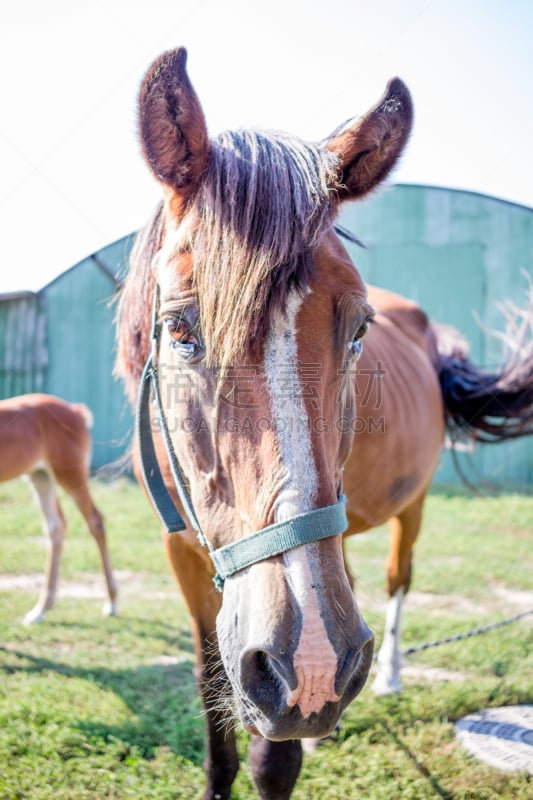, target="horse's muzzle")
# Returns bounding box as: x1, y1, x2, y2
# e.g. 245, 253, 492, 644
236, 628, 374, 741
